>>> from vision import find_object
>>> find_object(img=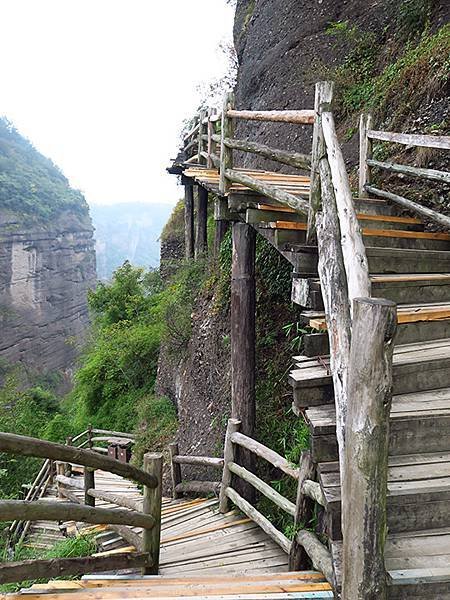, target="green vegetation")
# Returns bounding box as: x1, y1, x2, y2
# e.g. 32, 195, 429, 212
0, 118, 89, 221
